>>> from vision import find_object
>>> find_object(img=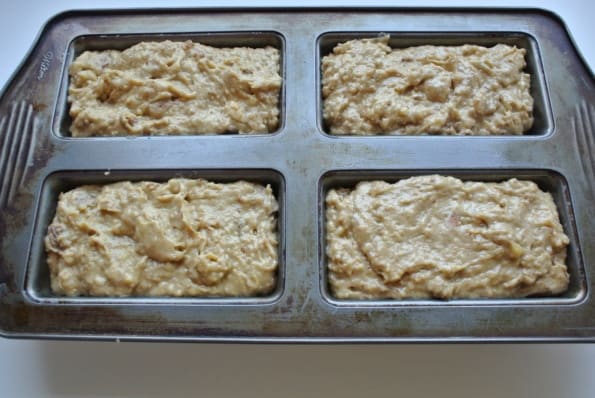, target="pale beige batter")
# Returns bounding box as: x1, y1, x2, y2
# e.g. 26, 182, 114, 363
326, 175, 569, 299
322, 36, 534, 135
68, 40, 281, 136
45, 179, 279, 297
